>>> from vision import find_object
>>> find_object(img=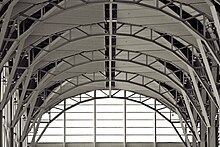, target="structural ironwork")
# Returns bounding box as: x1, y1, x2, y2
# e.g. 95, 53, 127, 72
0, 0, 220, 147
